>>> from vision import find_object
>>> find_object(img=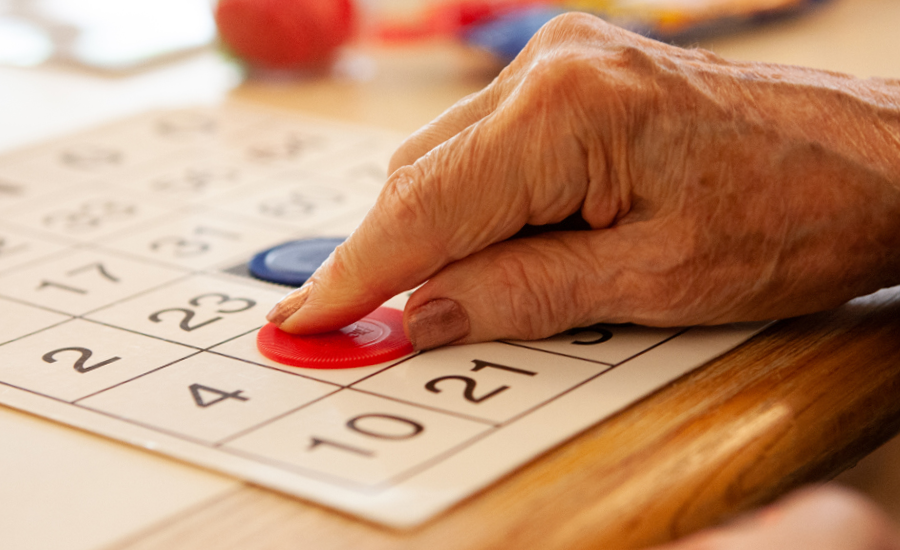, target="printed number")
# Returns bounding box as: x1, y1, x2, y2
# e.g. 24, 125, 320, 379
42, 347, 121, 373
308, 437, 373, 457
60, 145, 122, 170
258, 186, 344, 219
425, 376, 508, 404
149, 293, 256, 331
37, 262, 119, 295
148, 308, 220, 331
425, 359, 537, 405
155, 112, 216, 137
43, 200, 136, 232
69, 262, 119, 281
149, 167, 238, 196
565, 324, 614, 346
246, 133, 320, 163
189, 383, 248, 408
150, 225, 240, 258
307, 414, 425, 458
347, 414, 424, 440
36, 280, 86, 294
150, 237, 209, 257
188, 293, 255, 313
